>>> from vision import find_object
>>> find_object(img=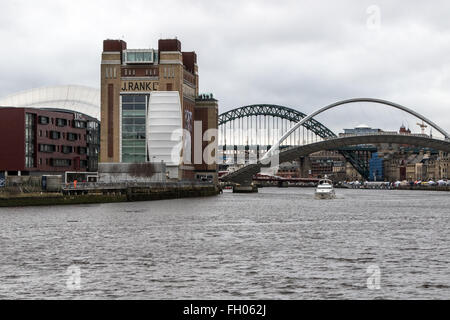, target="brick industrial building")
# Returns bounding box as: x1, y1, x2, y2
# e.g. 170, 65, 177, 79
0, 107, 100, 177
100, 38, 218, 181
